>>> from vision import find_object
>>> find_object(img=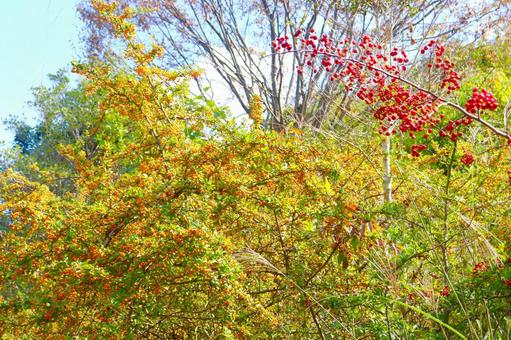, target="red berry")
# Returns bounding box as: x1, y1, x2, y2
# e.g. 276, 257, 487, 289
461, 152, 474, 166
